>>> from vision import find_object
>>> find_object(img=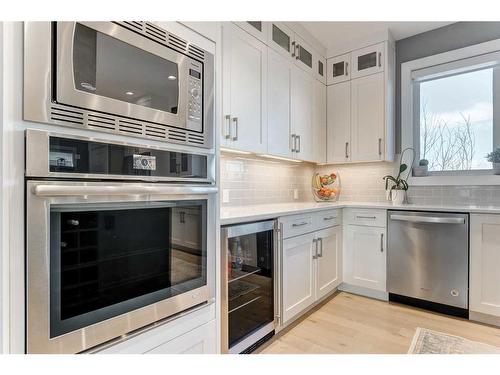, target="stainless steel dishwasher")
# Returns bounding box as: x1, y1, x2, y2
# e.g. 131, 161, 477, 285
387, 211, 469, 318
